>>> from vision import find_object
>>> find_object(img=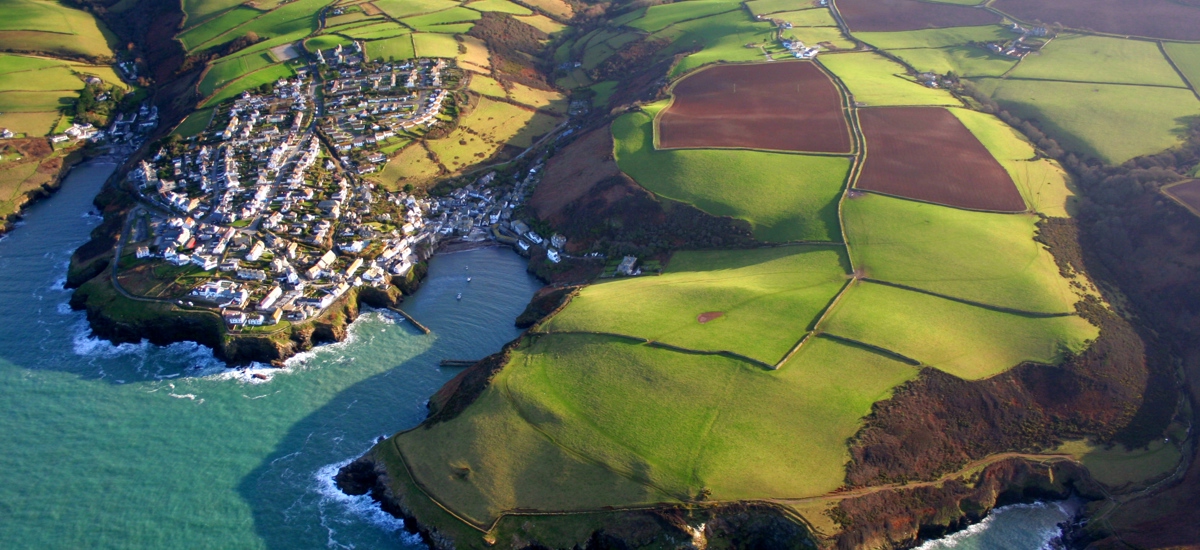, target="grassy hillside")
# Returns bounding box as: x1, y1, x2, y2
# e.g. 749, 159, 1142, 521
855, 25, 1011, 50
821, 281, 1098, 379
842, 193, 1079, 313
820, 52, 959, 106
542, 246, 850, 364
971, 77, 1200, 164
1008, 34, 1186, 87
890, 46, 1017, 78
0, 0, 117, 59
612, 103, 848, 242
